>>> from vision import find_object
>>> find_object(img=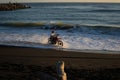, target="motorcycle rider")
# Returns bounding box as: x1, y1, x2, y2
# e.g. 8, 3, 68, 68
49, 30, 63, 46
50, 30, 58, 44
